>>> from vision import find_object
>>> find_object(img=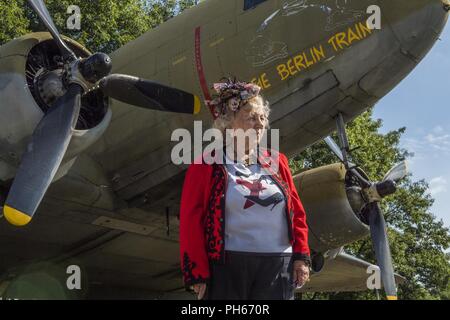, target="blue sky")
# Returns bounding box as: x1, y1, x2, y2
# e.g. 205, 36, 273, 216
373, 23, 450, 229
